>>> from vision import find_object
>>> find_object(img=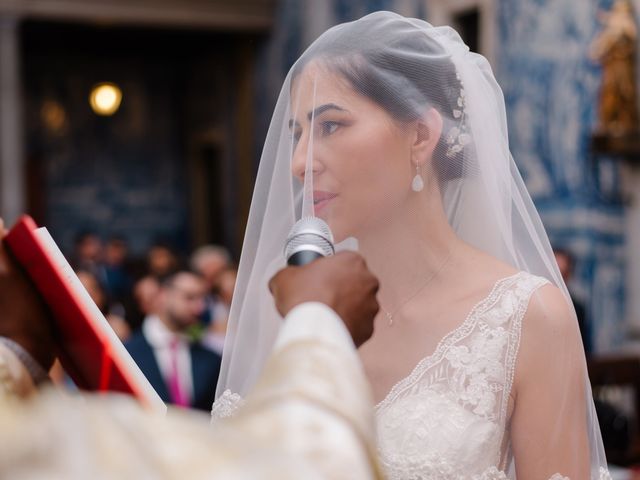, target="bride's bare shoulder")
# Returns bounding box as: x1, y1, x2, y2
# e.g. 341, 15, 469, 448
457, 246, 575, 330
462, 247, 578, 338
514, 282, 584, 390
522, 282, 575, 334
